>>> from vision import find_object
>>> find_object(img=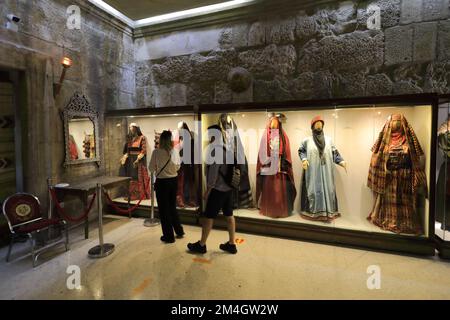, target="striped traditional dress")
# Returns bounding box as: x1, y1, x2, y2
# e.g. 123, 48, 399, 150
367, 114, 427, 235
